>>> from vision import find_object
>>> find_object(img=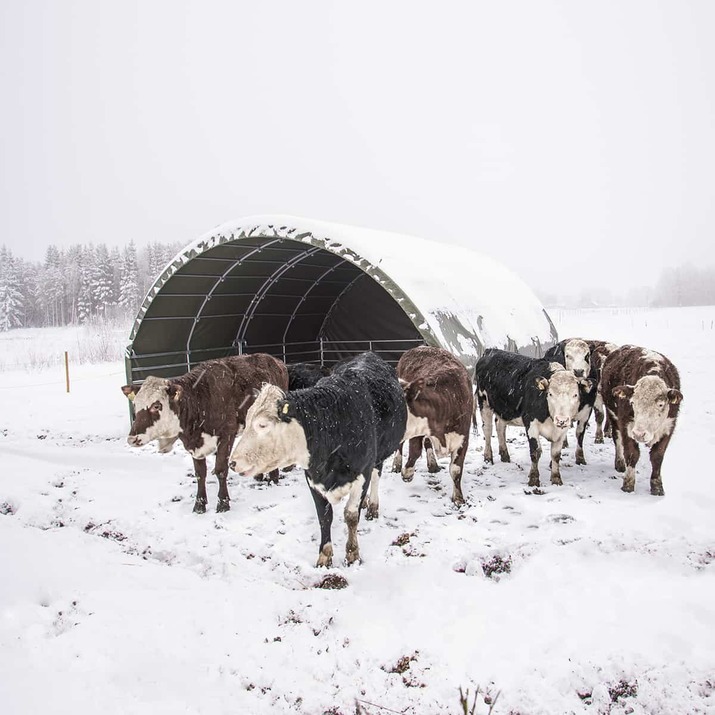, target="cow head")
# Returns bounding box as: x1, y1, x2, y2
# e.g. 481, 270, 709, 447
229, 384, 309, 477
613, 376, 683, 444
563, 339, 591, 378
121, 376, 182, 448
537, 369, 593, 429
